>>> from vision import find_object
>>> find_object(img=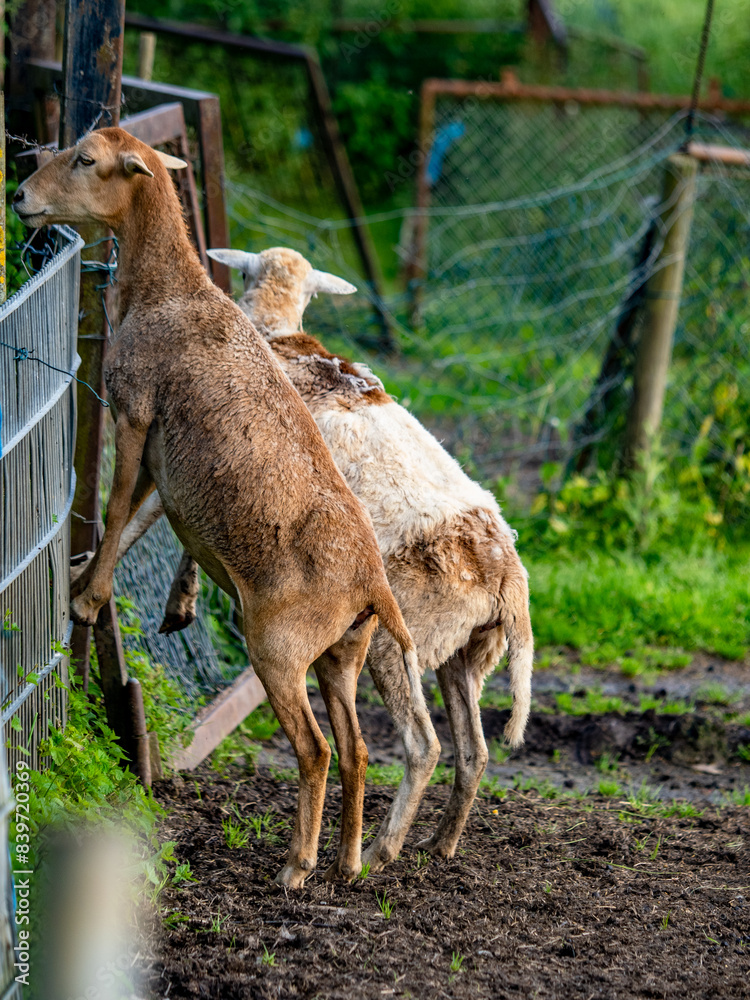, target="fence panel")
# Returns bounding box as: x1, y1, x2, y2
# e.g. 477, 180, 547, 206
401, 81, 750, 480
0, 228, 83, 771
